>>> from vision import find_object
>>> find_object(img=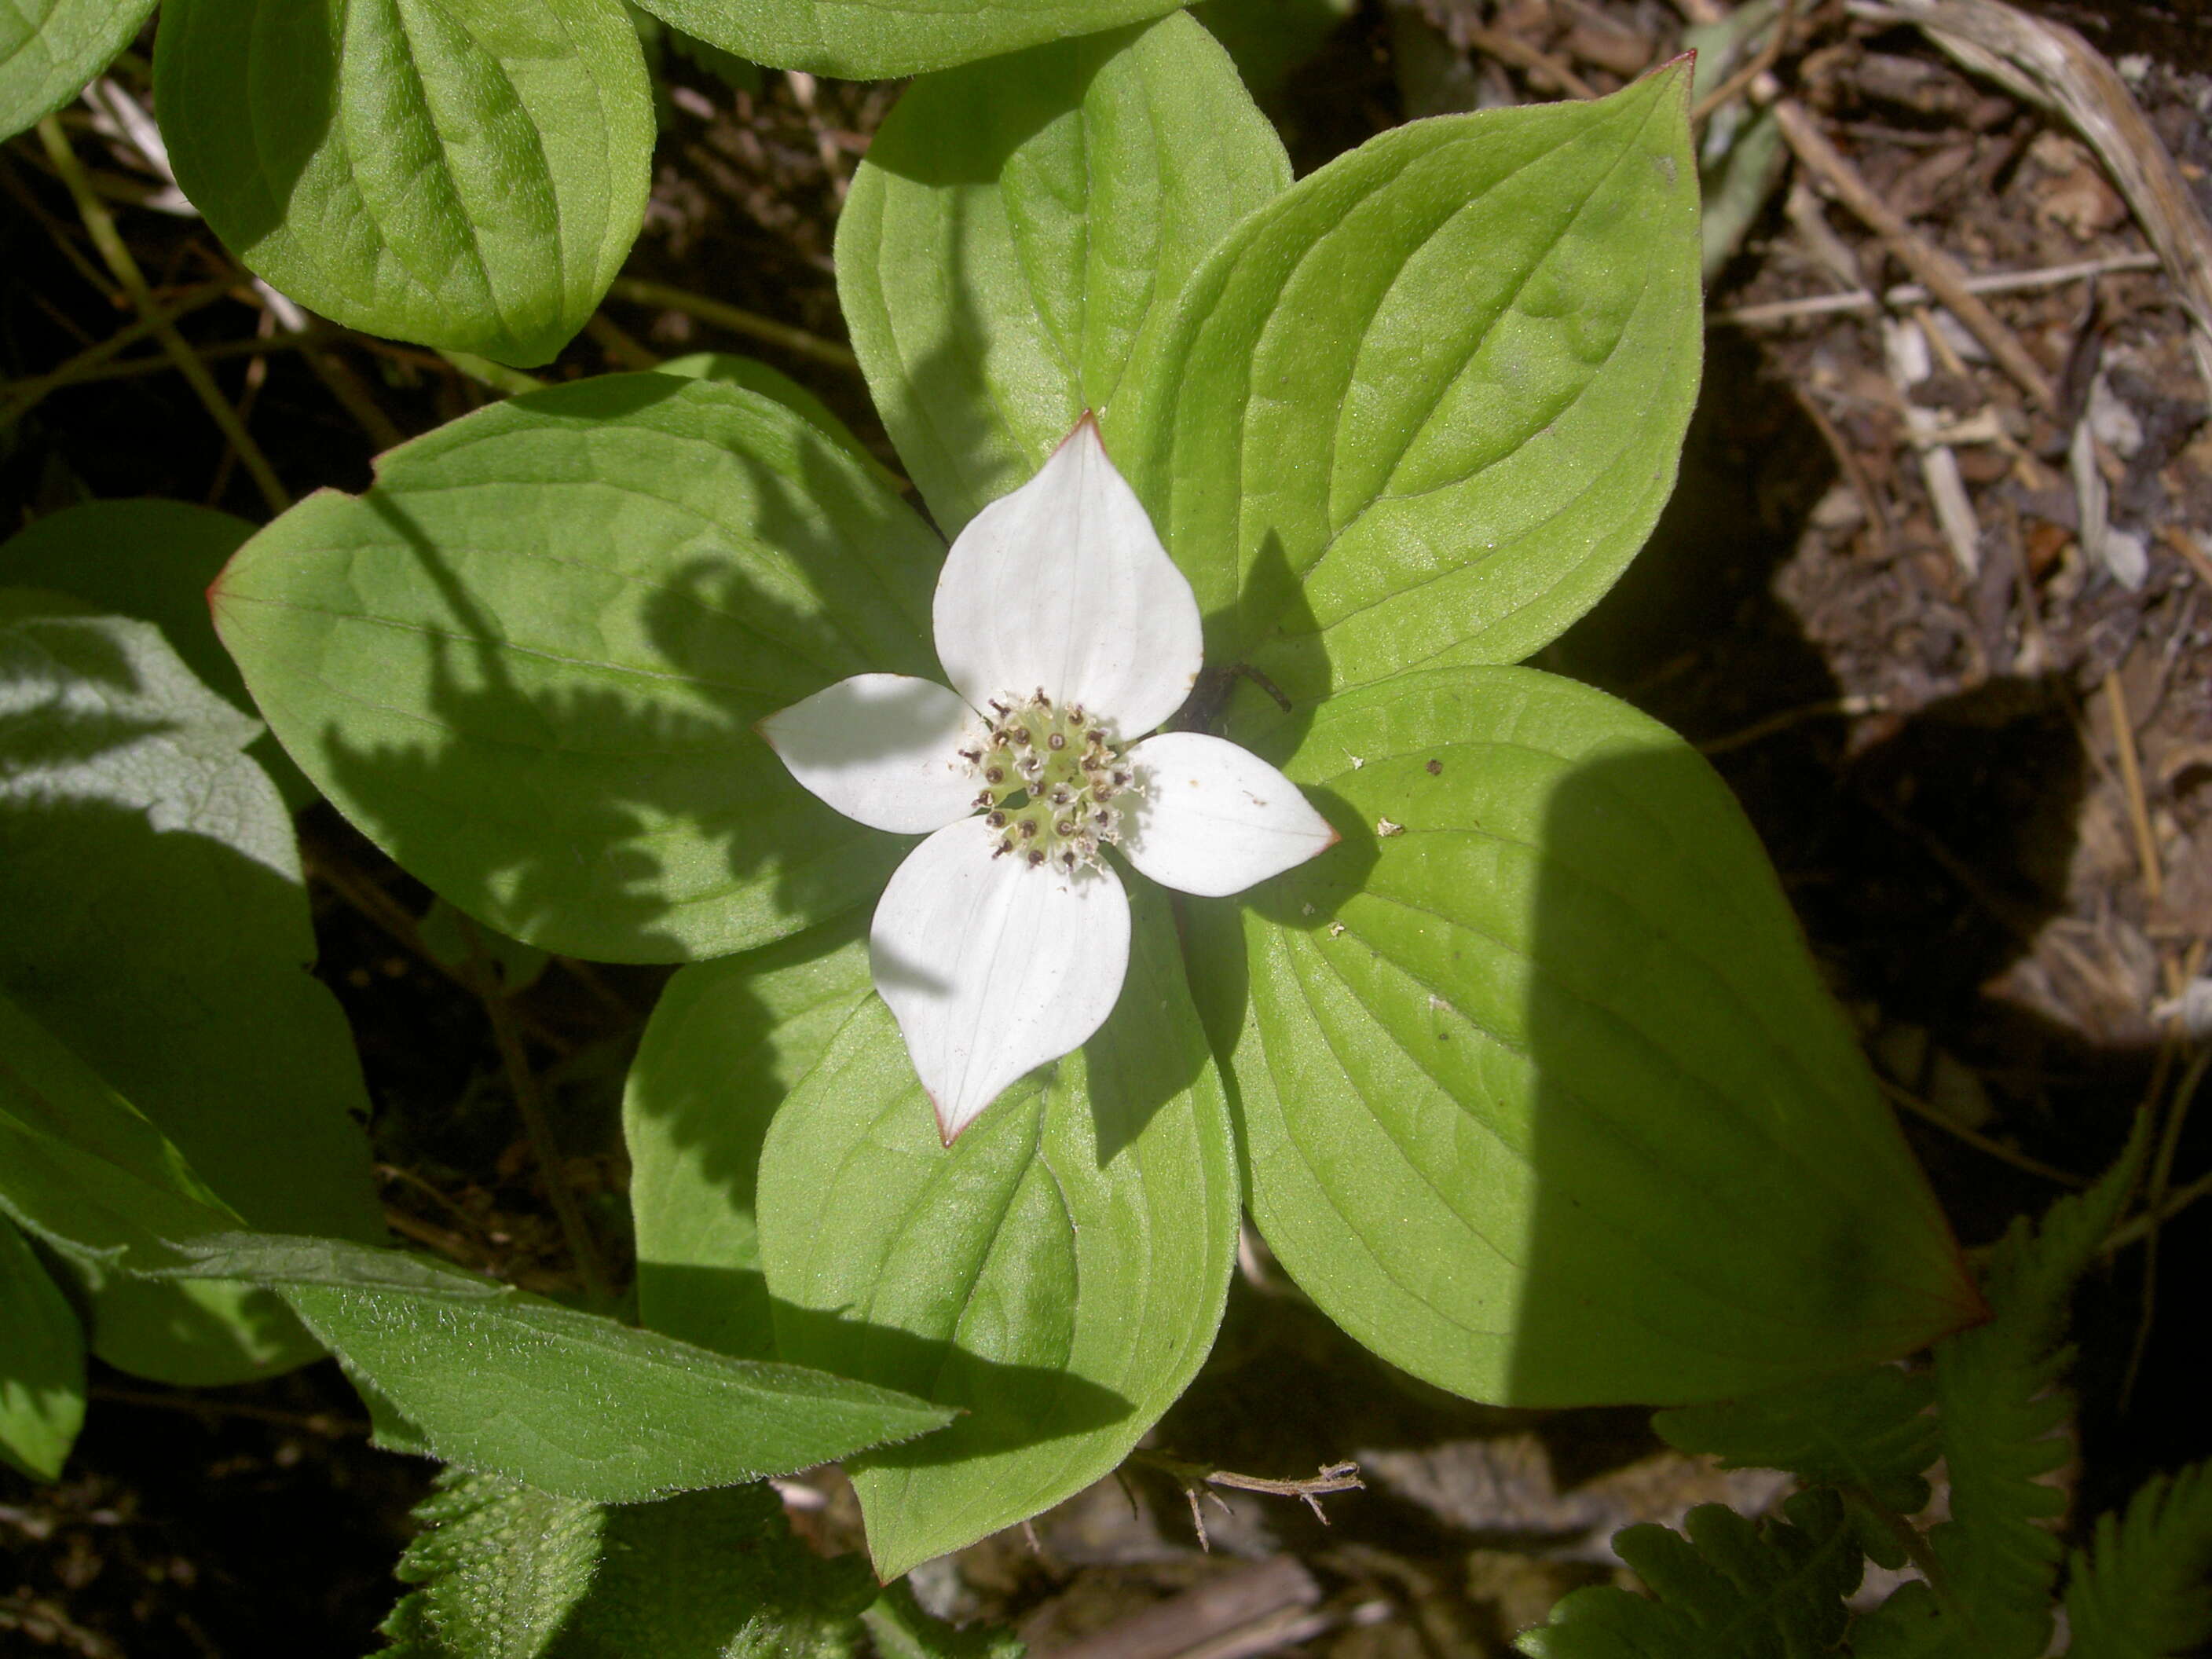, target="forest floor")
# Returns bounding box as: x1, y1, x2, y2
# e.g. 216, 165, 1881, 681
3, 1, 2210, 1654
